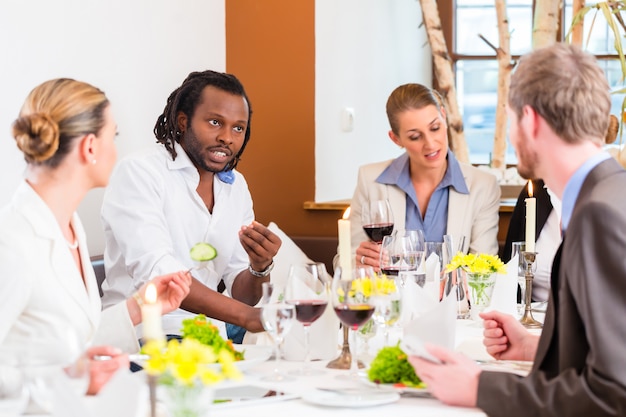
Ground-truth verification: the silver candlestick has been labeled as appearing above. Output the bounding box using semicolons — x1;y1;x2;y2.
519;251;543;328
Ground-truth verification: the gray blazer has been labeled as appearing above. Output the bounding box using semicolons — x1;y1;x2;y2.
478;158;626;416
347;158;500;257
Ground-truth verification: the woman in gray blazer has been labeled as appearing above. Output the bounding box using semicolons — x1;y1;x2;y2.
352;84;500;270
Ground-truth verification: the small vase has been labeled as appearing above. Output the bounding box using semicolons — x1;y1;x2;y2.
466;272;497;321
161;381;213;417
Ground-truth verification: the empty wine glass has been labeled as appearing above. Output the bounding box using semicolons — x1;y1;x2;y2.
330;266;376;379
260;301;296;382
362;199;394;244
284;262;329;376
380;229;424;281
356;318;377;364
370;273;402;346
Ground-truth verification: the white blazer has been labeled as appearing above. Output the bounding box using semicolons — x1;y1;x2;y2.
348;159;501;258
0;182;138;368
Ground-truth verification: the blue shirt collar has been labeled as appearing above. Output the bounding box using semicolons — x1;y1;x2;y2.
217;170;236;184
376;150;469;194
561;151;610;232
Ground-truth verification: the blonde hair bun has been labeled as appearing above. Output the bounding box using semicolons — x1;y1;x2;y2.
12;113;60;162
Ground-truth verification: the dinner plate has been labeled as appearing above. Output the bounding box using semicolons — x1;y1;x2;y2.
302;390;400;408
359;377;431;397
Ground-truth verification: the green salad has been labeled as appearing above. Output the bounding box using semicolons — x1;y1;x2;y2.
181;314;244;361
367;344;424;388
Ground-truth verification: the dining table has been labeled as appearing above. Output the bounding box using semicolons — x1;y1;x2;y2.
72;315;542;417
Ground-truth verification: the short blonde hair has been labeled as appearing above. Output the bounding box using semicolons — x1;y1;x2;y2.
12;78;109;167
509;43;610;145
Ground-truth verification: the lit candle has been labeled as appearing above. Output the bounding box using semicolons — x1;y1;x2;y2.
338;207;352;279
525;180;536;253
141;283;164;342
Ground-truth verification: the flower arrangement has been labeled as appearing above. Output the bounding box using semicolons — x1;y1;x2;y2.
142;337;242;386
445;252;506;277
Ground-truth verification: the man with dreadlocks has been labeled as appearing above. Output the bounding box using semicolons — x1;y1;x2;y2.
100;70;280;340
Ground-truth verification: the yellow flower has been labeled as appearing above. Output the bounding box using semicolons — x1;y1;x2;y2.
445;252;506;275
142;337;242;387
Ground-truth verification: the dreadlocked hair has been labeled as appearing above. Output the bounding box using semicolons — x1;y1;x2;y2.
153;70;252;171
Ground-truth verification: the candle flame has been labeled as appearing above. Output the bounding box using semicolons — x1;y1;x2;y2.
342;207;351;220
528;180;534;198
145;283;157;304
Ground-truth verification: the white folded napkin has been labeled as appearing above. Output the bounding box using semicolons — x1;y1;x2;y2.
484;254;519;316
399;273;441;326
88;369;146;417
402;289;457;350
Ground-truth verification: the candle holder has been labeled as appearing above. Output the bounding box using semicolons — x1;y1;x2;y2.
326;325;364;369
147;373;158;417
519;251;543;329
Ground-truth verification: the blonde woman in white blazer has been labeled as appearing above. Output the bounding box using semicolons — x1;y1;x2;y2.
350;84;500;270
0;79;191;395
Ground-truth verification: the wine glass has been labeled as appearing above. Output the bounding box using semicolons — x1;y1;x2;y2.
330;266;376;379
356;318;377;364
260;301;296;382
370;273;402;346
361;199;394;244
284;262;329;376
380;229;424;283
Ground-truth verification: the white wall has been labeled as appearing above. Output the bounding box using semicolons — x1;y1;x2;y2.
315;0;431;202
0;0;225;255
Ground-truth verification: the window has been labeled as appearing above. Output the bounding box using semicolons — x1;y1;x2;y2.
439;0;626;164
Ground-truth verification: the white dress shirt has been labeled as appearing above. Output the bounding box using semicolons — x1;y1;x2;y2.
0;182;137;370
532;187;562;301
101;142;253;337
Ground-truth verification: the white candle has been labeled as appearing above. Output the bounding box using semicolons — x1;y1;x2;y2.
338;207;352;279
141;283;164;342
525;180;536;253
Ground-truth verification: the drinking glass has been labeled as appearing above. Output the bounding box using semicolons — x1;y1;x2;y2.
260;302;296;382
370;273;402;346
380;229;424;280
361;199;394;244
284;262;329;376
511;241;526;316
356;318;377;364
330;266;376;379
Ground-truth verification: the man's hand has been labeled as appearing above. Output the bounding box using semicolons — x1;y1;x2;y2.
481;310;539;361
408;344;480;407
239;221;281;272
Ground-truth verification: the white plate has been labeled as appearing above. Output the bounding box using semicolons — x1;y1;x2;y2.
360;377;430;397
209;345;272;372
302;390;400;408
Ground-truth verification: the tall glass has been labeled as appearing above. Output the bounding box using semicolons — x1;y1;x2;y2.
284;263;329;376
330;266;376;379
511;241;526;316
260;301;296;382
361;199;394;244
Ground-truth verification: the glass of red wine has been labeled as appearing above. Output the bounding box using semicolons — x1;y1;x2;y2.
284;262;329;376
379;229;424;279
330;266;376;379
362;199;394;244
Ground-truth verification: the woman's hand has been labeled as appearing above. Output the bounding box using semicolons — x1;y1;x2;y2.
140;271;192;315
355;240;381;271
85;346;129;395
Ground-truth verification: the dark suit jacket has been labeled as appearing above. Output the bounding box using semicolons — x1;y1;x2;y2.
477;158;626;416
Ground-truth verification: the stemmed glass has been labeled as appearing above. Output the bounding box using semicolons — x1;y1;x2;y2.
361;199;394;244
284;262;329;376
260;283;296;382
370;273;402;346
381;229;425;286
330;266;376;379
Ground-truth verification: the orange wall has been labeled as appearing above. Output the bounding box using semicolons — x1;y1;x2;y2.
226;0;341;237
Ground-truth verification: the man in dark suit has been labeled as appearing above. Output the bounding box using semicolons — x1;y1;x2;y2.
408;43;626;416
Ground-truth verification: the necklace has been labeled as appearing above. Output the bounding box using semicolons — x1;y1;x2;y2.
66;238;78;250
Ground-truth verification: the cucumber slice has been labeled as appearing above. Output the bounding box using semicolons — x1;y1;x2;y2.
189;242;218;262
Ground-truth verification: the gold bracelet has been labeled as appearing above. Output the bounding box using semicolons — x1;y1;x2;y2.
132;292;145;308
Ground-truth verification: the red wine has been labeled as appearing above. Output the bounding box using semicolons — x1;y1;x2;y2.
334;304;375;328
380;266;401;276
287;300;328;325
363;223;394;244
